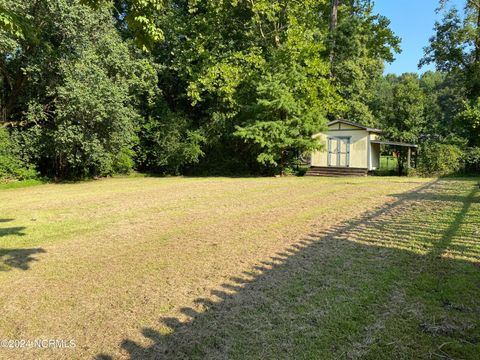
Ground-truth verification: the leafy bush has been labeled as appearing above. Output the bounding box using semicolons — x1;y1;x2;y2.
455;99;480;146
0;128;37;183
135;101;206;175
1;2;158;180
417;142;463;176
462;147;480;174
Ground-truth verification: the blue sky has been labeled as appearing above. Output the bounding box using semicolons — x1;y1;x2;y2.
373;0;464;74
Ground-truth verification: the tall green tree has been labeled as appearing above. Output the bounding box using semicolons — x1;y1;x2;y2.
422;0;480;145
421;1;480;97
233;0;340;173
372;73;427;143
329;0;401;126
1;0;156;178
146;0;341;174
419;71;465;139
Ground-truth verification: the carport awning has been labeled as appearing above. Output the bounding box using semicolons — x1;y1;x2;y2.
370;140;418;148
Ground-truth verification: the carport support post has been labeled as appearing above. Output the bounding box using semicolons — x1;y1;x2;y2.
407;147;412;169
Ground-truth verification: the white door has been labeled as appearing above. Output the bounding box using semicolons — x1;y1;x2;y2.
328;137;350;167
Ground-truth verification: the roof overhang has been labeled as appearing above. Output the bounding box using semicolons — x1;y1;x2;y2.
327;119;382;134
371;140;418;148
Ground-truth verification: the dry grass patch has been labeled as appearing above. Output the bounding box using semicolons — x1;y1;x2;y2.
0;176;479;359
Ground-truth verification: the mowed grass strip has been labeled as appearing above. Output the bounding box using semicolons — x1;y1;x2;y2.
0;176;479;359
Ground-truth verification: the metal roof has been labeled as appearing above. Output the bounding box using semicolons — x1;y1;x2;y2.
370;140;418;148
327;119;383;133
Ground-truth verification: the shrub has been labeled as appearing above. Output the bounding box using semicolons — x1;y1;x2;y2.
417;142;463;176
136;103;205;175
462;147;480;174
0;128;37;183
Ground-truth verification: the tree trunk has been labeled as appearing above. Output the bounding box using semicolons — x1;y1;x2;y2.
329;0;340;77
330;0;339;32
476;5;480;64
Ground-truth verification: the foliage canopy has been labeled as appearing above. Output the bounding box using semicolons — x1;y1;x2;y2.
0;0;478;180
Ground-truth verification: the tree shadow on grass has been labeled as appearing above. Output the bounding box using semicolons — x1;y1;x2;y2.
0;218;26;237
0;226;26;237
0;220;45;271
0;248;46;271
96;179;480;360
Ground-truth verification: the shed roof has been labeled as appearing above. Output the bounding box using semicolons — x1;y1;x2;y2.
328;119;383;134
371;140;418;148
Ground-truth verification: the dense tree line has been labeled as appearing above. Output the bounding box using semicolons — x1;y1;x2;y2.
0;0;478;181
370;0;480;175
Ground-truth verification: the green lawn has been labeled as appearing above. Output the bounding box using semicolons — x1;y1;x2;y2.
0;176;479;359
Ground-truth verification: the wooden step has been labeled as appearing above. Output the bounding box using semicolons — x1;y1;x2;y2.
306;169;368;174
305;166;368;177
307;168;367;173
307;170;368;175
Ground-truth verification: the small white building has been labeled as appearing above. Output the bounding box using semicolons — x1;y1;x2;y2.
307;119;417;176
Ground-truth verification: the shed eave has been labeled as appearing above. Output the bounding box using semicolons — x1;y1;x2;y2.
370;140;418;148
